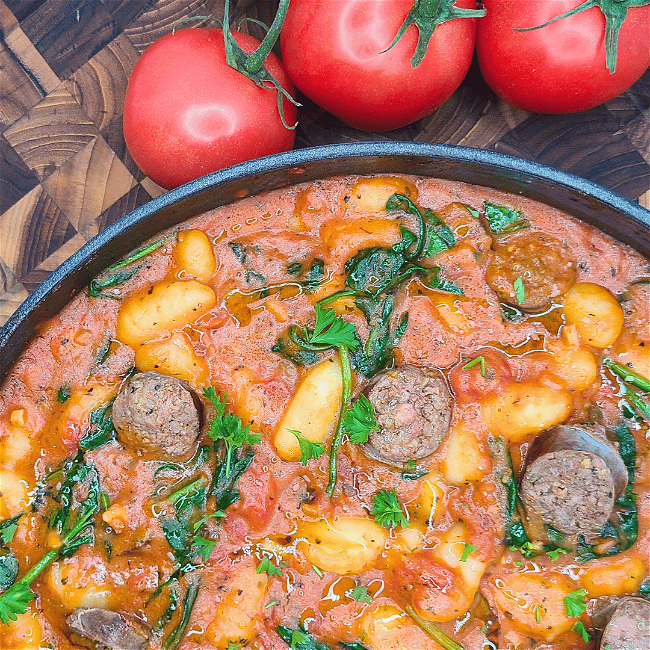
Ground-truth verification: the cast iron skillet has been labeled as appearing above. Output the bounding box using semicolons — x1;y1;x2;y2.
2;142;650;381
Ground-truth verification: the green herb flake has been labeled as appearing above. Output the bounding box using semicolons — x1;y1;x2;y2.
203;387;261;477
0;516;21;546
462;356;486;377
192;536;217;562
310;304;359;350
534;605;542;624
342;395;377;445
265;600;278;609
256;556;283;577
57;386;71;403
572;621;590;642
350;585;372;604
563;589;588;617
483;202;529;235
288;429;328;465
312;565;324;579
460;543;477;562
546;546;568;561
371;489;409;529
513;276;525;305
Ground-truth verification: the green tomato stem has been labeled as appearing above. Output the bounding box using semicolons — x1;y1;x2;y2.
385;0;486;68
244;0;291;74
513;0;650;73
326;346;353;497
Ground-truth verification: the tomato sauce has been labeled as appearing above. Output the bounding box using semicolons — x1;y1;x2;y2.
1;175;649;650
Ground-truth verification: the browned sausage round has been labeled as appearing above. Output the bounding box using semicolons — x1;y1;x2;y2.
596;597;650;650
486;231;576;312
362;366;452;466
112;371;202;459
67;608;150;650
519;424;627;543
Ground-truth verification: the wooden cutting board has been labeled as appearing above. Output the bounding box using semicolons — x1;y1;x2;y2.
1;0;649;326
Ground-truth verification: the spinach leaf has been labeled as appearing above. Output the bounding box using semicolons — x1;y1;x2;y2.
345;247;406;296
419;267;464;295
159;476;209;567
421;209;455;258
89;233;173;297
482;202;529;235
640;579;650;599
272;331;320;366
277;626;366;650
163;579;200;650
0;551;18;591
576;423;638;562
385;193;425;259
302;259;325;293
351;292;408;378
79;404;116;451
212;447;255;512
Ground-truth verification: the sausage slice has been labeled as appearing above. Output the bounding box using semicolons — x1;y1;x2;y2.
67;608;150;650
112;371;202;459
363;366;452;466
486;231;576;312
519;424;628;543
595;597;650;650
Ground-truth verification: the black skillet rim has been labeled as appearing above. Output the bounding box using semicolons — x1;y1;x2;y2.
1;141;649;380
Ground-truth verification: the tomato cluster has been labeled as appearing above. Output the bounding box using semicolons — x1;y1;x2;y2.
123;0;650;190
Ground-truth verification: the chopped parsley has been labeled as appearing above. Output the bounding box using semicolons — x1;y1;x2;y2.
513;276;526;305
310;304;359;350
371;489;408;529
462;356;486;377
342;395;377;445
288;429;328;465
256;556;283;577
350;585;372;604
572;621;590;642
203;387;261;476
192;536;216;562
460;543;477;562
563;589;588;617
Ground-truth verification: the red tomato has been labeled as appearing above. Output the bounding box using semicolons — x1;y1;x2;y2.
476;1;650;113
280;0;480;132
123;28;297;190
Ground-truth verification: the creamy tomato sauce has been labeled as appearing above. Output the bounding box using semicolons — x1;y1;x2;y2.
1;175;649;650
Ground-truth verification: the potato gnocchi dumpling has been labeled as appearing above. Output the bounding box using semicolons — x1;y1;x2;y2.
1;173;649;650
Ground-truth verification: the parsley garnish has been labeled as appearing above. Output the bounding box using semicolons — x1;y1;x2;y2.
350;585;372;604
513;276;525;305
563;589;587;617
312;565;324;579
0;459;99;624
203;387;261;476
310;304;359;350
0;516;20;546
256;556;283;577
371;489;408;529
342;395;377;445
572;621;590;642
462;356;486;377
534;605;542;623
288;429;328;465
460;543;477;562
192;536;216;562
546;546;568;561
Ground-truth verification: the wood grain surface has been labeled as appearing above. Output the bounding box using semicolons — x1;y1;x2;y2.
0;0;649;325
